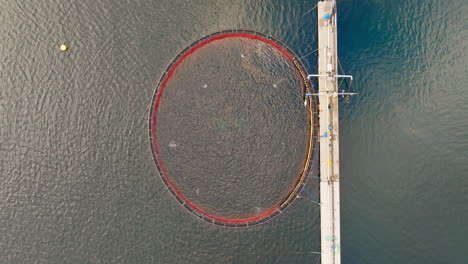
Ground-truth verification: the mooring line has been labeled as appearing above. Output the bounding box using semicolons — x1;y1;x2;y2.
302;188;321;205
298;48;320;60
281;3;319;31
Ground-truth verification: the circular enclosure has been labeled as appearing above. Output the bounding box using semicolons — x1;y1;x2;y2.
149;29;318;227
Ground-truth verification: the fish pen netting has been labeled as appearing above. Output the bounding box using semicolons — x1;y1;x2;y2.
149;30;318;227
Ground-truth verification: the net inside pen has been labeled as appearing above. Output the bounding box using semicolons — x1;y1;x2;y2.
149;30;318;227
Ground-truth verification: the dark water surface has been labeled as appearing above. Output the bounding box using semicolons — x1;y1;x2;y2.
1;0;466;263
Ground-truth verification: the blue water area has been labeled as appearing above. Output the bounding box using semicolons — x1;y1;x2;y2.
0;0;466;263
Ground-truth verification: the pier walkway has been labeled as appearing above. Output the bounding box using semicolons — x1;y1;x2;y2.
307;1;351;263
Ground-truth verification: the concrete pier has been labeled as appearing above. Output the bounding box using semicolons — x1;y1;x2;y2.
313;1;342;263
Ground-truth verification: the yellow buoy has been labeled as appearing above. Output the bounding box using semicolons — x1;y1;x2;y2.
60;44;68;51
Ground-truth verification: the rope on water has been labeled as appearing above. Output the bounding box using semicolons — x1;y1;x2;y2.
337;57;353;94
244;250;321;256
281;3;319;32
298;48;320;60
301;188;321;205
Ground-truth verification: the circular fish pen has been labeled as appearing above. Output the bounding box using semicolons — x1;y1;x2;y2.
149;29;318;227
